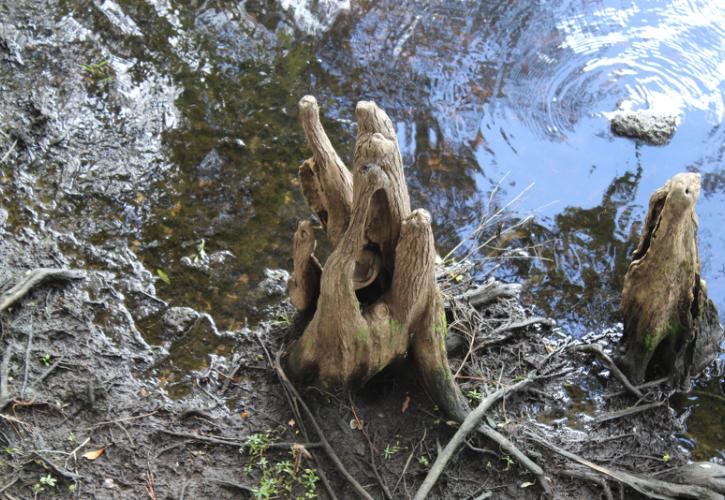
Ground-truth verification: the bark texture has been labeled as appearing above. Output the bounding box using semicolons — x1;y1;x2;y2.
618;172;723;388
286;96;468;421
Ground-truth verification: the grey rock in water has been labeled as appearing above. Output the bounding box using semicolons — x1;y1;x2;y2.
258;268;290;296
610;110;678;146
162;306;200;336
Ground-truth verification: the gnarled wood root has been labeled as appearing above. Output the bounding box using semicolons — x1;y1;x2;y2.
286;96;467;420
618;173;724;388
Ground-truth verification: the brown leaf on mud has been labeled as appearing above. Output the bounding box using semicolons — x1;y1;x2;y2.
292;443;312;460
82;447;106;460
401;394;411;413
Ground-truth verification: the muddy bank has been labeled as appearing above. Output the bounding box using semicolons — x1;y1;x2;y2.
1;219;721;498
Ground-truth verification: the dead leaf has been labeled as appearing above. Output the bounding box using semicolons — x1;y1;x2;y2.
350;418;364;430
292;443;312;459
288;419;296;427
520;481;535;488
401;394;411;414
240;410;250;419
82;447;106;460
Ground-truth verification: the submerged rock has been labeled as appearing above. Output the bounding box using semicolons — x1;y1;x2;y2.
162;306;200;336
258;268;290;296
610;109;678;146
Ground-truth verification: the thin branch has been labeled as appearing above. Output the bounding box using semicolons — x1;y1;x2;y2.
556;468;614;500
0;269;85;312
20;329;33;399
254;333;337;500
592;401;664;424
32;452;85;481
475;317;555;351
393;429;426;496
572;344;643;398
158;428;322;451
526;431;721;500
413;372;539;500
477;425;552;496
1;139;17;164
274;351;374;500
0;345;11;400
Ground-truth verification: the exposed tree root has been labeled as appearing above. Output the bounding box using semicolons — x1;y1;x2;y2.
0;268;84;312
572;343;643;398
527;430;723;500
274;351;374;500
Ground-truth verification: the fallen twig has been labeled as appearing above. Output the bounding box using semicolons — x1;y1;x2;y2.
475;317;555;350
393;429;426;496
211;479;255;493
20;329;33;399
413;372;541;500
593;401;665;424
85;410;158;430
526;430;722;499
0;475;19;495
30;355;66;392
179;479;191;500
1;139;17;164
158;428;322;451
367;434;393;500
274;351;374;500
556;468;614;500
0;344;11;401
461;279;521;307
603;377;668;399
572;343;643;398
33;452;85;481
0;269;85;313
477;425;552;496
254;334;337;500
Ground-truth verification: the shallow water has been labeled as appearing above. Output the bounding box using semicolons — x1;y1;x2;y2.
53;0;725;460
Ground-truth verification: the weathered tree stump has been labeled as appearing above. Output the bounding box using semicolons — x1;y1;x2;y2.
618;172;723;388
285;96;468;421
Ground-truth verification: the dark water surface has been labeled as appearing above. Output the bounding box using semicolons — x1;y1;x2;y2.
55;0;725;459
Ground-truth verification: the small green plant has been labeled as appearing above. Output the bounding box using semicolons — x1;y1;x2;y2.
418;455;430;467
245;432;272;460
67;483;77;493
300;468;319;498
242;434;318;499
32;474;57;495
193;239;207;263
3;446;18;456
39;354;51;366
502;455;515;470
81;59;113;84
274;311;293;327
466;388;482;401
382;441;402;460
662;453;671;462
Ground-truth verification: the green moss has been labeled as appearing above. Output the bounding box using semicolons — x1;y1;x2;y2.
435;310;447;339
355;327;369;343
645;319;684;351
